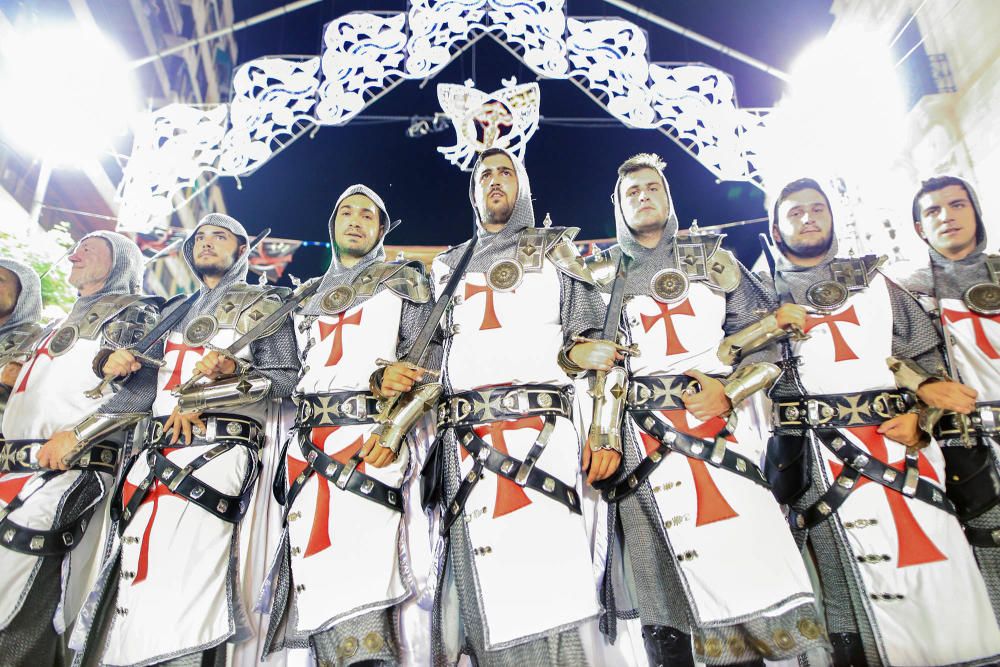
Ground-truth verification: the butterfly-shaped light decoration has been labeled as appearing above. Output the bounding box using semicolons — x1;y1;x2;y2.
437;80;541;171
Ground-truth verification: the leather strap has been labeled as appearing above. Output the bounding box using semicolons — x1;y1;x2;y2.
284;430;403;518
0;470;100;556
787;430;955;530
438;384;572;429
964;524;1000;548
147;412;263;448
295;391;380;427
626;374;710;411
772;390;913;430
0;438;119;474
440;419;580;535
603;409;766;503
935;402;1000;439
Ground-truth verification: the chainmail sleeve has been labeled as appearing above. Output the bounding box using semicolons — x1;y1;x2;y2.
559;272;604;343
724;264;781;368
888;279;947;375
97;338;163;414
248;317;301;400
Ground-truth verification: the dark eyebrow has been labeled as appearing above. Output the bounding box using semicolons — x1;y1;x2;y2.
949;198;969;206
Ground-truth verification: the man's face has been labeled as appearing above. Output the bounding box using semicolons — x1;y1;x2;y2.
68;237;113;290
776;188;834;259
0;267;21;318
475;153;518;226
917;184;979;259
334;193;383;259
619;167;670;235
192;224;243;277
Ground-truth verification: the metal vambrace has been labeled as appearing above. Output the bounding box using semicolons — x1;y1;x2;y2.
371;383;444;455
67;412;146;465
722;362;781;407
587;366;627;453
718;313;788;365
176;373;271;413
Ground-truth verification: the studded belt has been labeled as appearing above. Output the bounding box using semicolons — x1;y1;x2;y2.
772;390;914;430
935;402;1000;439
283;430;404;518
788;430;955;530
0;470;101;556
0;438;120;474
146;413;264;449
625;374;717;411
437;384;572;429
440;419;581;536
295;391;381;427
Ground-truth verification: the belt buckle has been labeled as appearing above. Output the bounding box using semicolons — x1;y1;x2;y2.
166;465;191;493
298;398;313;423
451;397;471;424
775;401;801;426
871;392;893;419
501;388;530;415
340;395;368;420
980;406;998;434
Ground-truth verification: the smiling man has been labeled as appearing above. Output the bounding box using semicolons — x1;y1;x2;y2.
259;185;435;665
73;214;299;667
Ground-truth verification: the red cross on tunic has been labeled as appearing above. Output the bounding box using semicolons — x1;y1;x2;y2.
14;331;56;394
644;410;739;526
461;416;544;518
829;425;947;568
942;307;1000;360
803;305;861;362
641;299;695;356
162;340;206;391
464;282;502;330
0;474;32;505
121;448;182;585
319;308;363;367
286;427;366;558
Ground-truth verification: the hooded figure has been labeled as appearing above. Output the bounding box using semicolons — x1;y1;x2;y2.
259;184;435;666
589;154;825;667
75;230;145;300
0;258;42;337
73;212;300;667
0;258;43;414
895;175;1000;627
763;177;1000;666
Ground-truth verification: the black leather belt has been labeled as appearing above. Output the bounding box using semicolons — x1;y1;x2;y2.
284;430;403;518
0;470;100;556
965;525;1000;548
441;420;580;535
0;438;120;474
935;402;1000;439
772;390;913;430
295;391;380;427
626;374;709;411
788;430;955;530
603;409;768;503
438;384;572;429
146;413;263;448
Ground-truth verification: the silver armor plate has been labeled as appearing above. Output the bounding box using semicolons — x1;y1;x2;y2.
486;258;524;292
650;268;690;304
320;285;357;315
965;283;1000;315
184;315;219;346
806;281;849;310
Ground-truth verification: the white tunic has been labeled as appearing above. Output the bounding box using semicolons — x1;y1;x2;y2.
939;297;1000;399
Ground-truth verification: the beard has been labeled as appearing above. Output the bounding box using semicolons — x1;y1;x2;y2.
335;240;373;259
783;233;833;259
0;296;15;319
194;248;240;279
481;197;514;226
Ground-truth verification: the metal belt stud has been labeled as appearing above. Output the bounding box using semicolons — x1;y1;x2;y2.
217;499;229;514
992;529;1000;545
709;439;726;466
190;487;205;499
542;477;555;493
167;465;193;493
324;463;338;477
902;466;919;497
882;468;898;484
837;475;855;489
30;536;44;550
360;480;374;495
851;453;870;470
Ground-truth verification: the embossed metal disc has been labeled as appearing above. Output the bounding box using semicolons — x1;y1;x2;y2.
486;258;523;292
805;281;848;310
48;326;78;356
320;284;356;315
965;283;1000;315
183;315;219;346
649;268;689;304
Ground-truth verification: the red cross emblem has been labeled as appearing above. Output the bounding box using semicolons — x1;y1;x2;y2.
803;305;861;362
464;282;503;330
829;426;947;568
0;474;32;504
942;307;1000;360
121;449;182;585
286;427;366;558
318;308;363;367
14;331;56;394
641;299;696;356
645;410;739;526
162;340;206;391
461;416;544;518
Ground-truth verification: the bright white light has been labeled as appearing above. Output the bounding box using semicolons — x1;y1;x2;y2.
760;26;906;188
0;24;138;164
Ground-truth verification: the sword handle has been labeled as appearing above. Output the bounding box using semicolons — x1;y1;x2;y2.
170;345;243;397
83;376;114;400
375;358;441;379
571;336;640;357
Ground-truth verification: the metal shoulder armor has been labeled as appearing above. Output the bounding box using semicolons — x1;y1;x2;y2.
381;261;432;304
678;231;741;293
101;296;162;349
583;250;619;290
233;285;293;338
78;294;149;340
542;227;598;285
0;321;44;364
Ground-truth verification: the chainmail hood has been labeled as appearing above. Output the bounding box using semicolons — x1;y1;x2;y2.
77;230;144;296
769;180;843;304
0;257;41;334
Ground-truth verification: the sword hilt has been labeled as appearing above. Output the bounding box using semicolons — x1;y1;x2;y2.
571;336;640;357
82;348;166;399
170;346;244;397
375;358;441;379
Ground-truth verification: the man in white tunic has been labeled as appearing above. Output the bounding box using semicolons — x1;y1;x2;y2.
0;233;156;665
428;147;618;666
75;214;299;666
760;177;1000;666
260;184;435;665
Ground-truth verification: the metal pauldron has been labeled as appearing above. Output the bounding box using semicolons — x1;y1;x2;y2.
717;313;788;365
372;383;443;455
176;373;271;413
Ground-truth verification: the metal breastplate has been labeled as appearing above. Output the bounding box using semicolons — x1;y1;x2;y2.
964;254;1000;315
805;254;885;311
649;232;741;304
183;285;289;346
315;261;430;316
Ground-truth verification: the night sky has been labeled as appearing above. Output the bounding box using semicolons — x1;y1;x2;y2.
221;1;835;282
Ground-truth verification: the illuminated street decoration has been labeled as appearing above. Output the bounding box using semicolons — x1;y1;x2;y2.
119;1;769;231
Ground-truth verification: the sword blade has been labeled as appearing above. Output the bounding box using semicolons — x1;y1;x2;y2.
600;254;628;343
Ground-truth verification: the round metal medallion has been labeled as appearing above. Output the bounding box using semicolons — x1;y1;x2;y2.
48;325;79;356
486;258;523;292
649;268;689;303
805;280;848;311
965;282;1000;315
320;285;356;315
184;315;219;346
